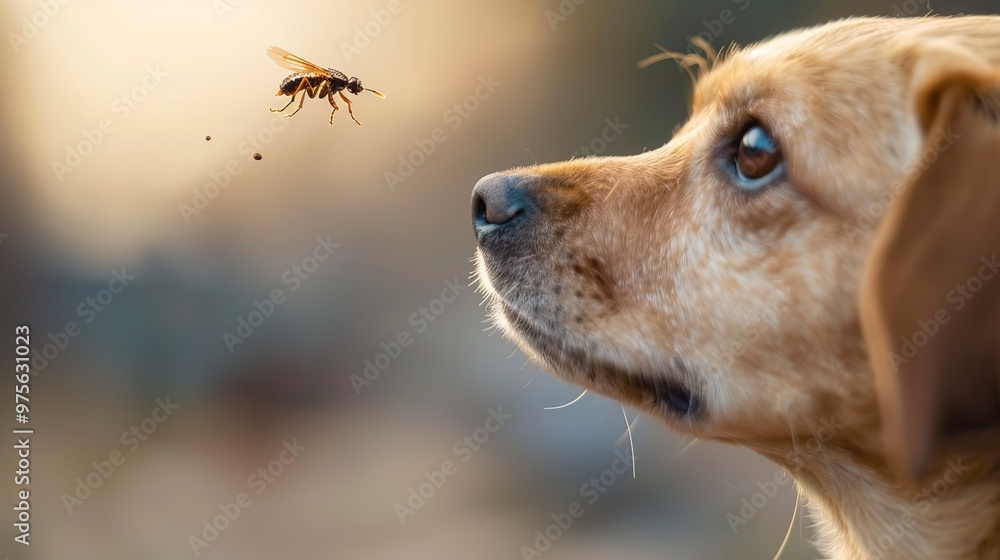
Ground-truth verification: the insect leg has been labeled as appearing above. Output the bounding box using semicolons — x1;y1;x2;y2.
287;83;313;117
327;92;340;126
287;95;306;117
315;81;328;99
270;93;298;113
338;90;363;127
271;78;308;115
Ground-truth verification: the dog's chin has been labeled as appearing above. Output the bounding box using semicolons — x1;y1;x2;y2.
486;293;707;429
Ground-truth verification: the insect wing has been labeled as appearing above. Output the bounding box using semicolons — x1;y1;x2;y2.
266;46;330;76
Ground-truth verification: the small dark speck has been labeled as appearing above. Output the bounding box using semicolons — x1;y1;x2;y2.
253;153;263;161
205;135;211;141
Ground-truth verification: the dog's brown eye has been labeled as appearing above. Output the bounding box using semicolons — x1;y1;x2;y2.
736;125;782;182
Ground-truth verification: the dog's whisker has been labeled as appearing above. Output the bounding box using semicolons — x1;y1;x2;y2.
786;404;802;472
524;147;538;165
522;374;537;389
638;43;707;84
543;389;588;410
668;437;699;462
621;405;636;479
690;35;719;67
615;413;642;446
667;430;689;456
802;415;831;467
603;177;622;202
797;486;805;551
771;489;801;560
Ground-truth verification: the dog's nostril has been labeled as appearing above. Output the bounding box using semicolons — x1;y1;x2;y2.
471;191;523;226
472;192;489;223
471;173;533;228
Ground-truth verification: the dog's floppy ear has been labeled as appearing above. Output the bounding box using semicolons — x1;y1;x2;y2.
860;40;1000;482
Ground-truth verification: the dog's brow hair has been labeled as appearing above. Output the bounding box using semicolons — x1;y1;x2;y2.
637;37;740;85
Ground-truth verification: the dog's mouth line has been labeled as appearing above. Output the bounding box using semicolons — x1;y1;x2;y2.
496;301;704;421
477;251;705;423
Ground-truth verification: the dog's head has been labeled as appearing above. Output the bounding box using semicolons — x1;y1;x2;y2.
472;17;1000;478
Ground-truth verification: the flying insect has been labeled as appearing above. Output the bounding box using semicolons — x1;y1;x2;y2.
266;46;385;126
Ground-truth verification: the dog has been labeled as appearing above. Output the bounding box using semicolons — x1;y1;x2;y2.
471;16;1000;560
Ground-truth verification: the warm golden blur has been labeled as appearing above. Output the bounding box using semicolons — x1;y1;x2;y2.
0;1;992;559
2;0;547;265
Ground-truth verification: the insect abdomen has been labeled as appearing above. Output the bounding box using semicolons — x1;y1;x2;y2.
277;74;328;96
278;74;304;95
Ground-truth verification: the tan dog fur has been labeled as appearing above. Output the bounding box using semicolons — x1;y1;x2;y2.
474;16;1000;559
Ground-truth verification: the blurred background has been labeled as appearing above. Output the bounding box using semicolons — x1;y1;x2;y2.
0;0;993;558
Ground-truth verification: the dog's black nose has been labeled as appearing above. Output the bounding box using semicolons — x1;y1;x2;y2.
472;173;535;236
